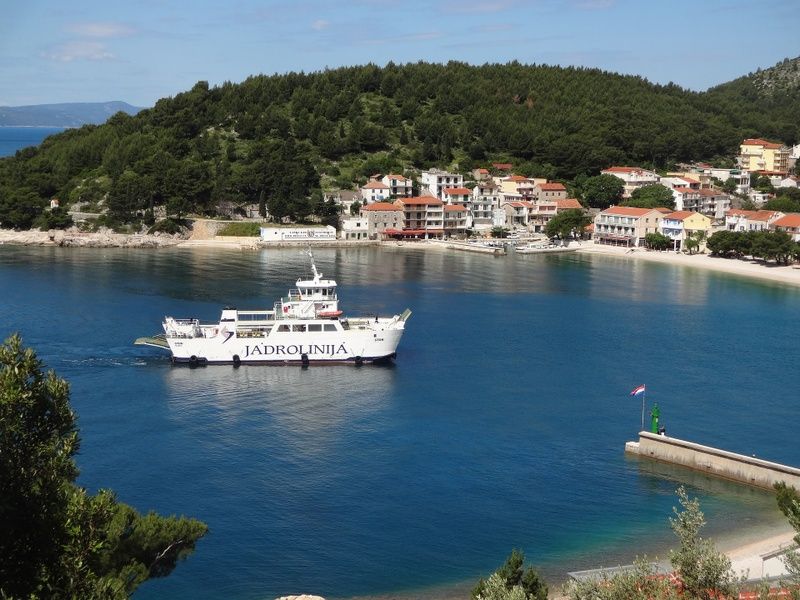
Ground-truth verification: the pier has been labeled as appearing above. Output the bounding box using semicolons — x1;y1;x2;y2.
625;432;800;490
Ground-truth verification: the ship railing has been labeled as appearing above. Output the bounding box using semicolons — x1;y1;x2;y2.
169;318;200;325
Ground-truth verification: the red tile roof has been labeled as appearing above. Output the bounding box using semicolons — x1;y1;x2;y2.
772;213;800;228
554;198;583;209
443;187;471;195
476;168;489;173
602;206;661;217
508;175;530;182
742;138;783;149
663;211;695;221
726;209;778;221
362;202;402;211
602;166;642;174
362;181;389;189
444;204;467;211
385;173;408;181
492;162;513;170
538;182;567;191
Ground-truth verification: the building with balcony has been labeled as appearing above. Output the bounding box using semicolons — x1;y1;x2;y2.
471;182;501;230
593;206;664;247
528;198;583;233
659;211;712;251
502;201;534;228
725;209;782;232
444;204;468;237
420;169;463;201
738;138;790;174
381;174;413;198
392;196;444;239
442;187;471;206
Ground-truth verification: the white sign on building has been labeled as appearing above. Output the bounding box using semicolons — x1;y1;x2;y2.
260;226;337;242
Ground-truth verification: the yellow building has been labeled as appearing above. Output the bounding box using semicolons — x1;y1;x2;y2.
739;138;790;174
660;211;713;250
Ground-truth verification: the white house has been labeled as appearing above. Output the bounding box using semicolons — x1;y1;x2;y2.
772;213;800;241
593;206;664;247
442;187;471;206
420;169;463;200
471;182;501;230
381;174;413;198
340;217;369;240
779;176;799;189
725;209;782;232
360;180;390;204
601;166;660;198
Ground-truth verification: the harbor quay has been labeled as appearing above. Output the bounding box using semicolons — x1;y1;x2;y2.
626;431;800;491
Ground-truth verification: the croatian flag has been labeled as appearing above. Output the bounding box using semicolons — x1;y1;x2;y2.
630;384;646;396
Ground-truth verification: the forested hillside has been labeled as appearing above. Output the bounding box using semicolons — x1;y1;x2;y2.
1;60;798;230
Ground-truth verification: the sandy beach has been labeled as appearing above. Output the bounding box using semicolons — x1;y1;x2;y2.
576;242;800;289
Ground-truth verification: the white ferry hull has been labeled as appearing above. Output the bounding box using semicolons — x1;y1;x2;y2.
166;327;404;365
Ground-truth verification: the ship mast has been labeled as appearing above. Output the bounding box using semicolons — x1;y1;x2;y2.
307;250;321;283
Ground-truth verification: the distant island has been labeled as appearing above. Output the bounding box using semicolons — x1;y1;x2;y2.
0;101;145;127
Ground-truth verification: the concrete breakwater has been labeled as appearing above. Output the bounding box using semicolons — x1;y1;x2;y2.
626;432;800;490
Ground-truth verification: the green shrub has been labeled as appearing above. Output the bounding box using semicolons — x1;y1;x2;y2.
148;218;187;235
216;222;261;236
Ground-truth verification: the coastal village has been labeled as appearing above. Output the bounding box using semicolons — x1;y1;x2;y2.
249;137;800;253
6;1;800;596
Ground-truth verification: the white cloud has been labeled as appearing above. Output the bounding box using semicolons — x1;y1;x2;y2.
66;21;136;38
41;41;115;62
311;19;330;31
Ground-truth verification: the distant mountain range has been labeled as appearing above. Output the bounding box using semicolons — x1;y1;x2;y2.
0;101;145;127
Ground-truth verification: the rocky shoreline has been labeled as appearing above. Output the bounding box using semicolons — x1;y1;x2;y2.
0;228;185;248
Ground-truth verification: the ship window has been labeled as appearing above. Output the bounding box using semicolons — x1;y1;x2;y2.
308;324;322;332
323;324;338;332
277;324;290;332
292;325;306;332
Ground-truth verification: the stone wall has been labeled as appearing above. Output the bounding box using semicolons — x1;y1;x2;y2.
626;432;800;490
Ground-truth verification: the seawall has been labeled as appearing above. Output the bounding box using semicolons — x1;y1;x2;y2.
625;432;800;490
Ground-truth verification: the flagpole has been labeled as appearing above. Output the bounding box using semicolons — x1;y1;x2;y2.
641;388;645;432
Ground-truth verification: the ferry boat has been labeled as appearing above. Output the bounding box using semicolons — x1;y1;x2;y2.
135;253;411;366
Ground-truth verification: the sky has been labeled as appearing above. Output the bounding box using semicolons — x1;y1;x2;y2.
1;0;798;107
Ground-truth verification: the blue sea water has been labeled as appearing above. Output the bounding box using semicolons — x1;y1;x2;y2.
0;126;66;157
1;246;798;599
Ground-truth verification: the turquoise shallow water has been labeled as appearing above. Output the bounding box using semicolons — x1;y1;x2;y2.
0;246;797;599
